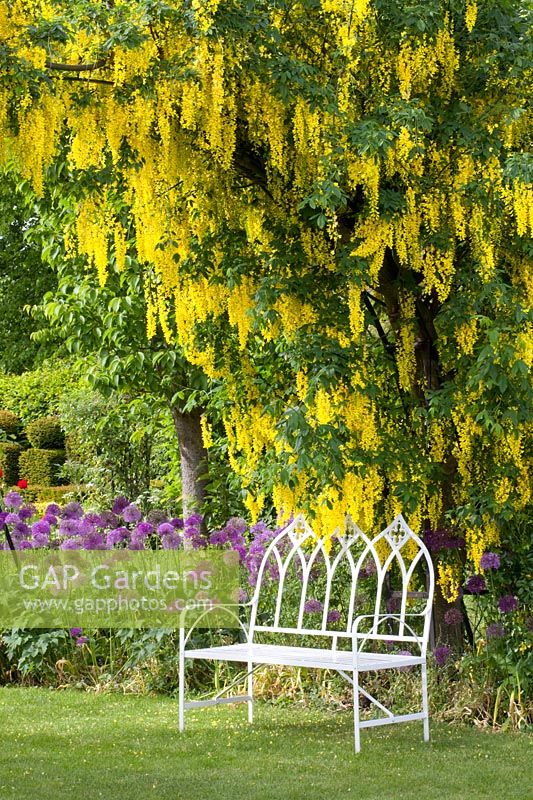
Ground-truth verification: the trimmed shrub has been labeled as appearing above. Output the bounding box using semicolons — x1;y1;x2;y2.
0;442;22;485
25;416;65;449
18;449;66;487
0;409;20;437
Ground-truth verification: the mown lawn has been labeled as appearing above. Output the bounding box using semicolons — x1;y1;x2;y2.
0;687;531;800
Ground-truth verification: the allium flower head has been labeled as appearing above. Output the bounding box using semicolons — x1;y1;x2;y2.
60;538;82;550
480;552;501;570
465;575;486;594
61;502;83;520
134;521;153;538
32;520;50;537
326;609;341;624
486;622;506;639
5;512;20;524
18;505;36;520
82;532;105;550
70;627;83;637
111;496;130;514
157;522;175;537
433;645;451;667
304;598;323;614
444;608;463;626
498;595;518;613
122;504;142;523
4;491;23;508
106;527;129;548
161;531;181;550
45;503;61;516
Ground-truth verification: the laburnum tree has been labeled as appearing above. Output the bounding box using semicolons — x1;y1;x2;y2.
1;0;532;640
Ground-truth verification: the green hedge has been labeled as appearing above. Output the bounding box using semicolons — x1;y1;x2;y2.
18;449;66;487
0;409;20;437
0;360;82;425
25;417;65;449
0;442;22;485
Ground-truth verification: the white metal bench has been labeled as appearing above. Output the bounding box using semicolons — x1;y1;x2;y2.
179;513;434;752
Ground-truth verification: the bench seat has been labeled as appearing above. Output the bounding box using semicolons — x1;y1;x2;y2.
185;642;424;671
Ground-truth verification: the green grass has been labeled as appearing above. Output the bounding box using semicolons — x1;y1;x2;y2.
0;688;531;800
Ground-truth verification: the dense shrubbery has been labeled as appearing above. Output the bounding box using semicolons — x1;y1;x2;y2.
25;416;64;449
0;409;20;438
18;448;66;487
0;442;22;486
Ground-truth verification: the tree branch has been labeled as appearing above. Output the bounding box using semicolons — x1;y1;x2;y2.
45;59;108;72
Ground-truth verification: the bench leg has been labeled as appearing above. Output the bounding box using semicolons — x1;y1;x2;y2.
179;628;185;733
247;660;254;724
353;668;361;754
421;662;429;742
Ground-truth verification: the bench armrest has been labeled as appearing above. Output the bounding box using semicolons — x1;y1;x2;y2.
352;612;430;655
180;601;255;648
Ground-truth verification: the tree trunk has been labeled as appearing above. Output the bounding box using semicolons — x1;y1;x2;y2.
171;409;208;520
376;250;465;650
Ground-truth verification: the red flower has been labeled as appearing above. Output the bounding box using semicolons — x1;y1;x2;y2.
0;468;3;478
17;479;28;489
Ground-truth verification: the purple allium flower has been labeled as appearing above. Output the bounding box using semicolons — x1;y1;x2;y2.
433;645;451;667
45;503;61;515
13;522;29;537
327;609;341;624
75;636;89;647
170;517;184;529
210;529;229;546
77;518;97;537
70;627;83;637
32;520;50;537
128;538;146;550
122;504;142;523
60;538;82;550
480;552;501;570
157;522;175;537
147;509;167;525
106;527;129;548
59;518;80;537
134;521;153;537
83;513;104;526
304;598;323;614
0;512;7;526
362;558;377;577
465;575;486;594
18;505;36;520
32;532;49;547
161;531;181;550
82;532;105;550
111;496;130;514
4;491;23;508
238;588;248;603
185;513;204;528
5;512;20;524
43;513;57;526
444;608;463;626
18;540;33;549
397;650;414;671
61;502;84;520
99;511;119;528
183;527;207;549
498;595;518;613
486;622;506;639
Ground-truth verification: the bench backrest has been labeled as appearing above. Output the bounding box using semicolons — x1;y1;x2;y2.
248;513;434;647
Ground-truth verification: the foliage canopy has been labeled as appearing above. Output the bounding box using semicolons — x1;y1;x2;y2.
1;0;532;600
